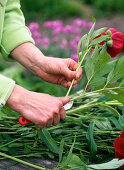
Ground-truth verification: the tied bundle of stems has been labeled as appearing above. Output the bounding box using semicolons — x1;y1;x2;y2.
1;18;124;169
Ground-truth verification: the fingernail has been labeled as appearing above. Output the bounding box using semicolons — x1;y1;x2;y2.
76;73;80;79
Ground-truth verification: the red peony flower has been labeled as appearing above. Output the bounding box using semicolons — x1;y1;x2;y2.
113;131;124;166
107;28;124;58
93;31;106;46
92;28;124;58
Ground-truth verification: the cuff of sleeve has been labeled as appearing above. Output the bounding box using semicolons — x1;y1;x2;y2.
0;74;15;107
1;26;35;61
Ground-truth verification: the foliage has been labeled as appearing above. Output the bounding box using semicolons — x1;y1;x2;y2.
20;0;83;21
79;0;124;17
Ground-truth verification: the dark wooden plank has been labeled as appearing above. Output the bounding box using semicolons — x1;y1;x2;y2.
0;158;63;169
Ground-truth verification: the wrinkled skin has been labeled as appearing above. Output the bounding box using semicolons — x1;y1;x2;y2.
6;42;82;128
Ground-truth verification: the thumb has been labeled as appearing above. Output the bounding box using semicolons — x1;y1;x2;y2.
58;96;70;105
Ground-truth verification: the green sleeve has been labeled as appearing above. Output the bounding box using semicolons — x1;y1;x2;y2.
0;74;15;107
0;0;35;61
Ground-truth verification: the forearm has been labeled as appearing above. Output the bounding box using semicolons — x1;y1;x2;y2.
10;42;46;75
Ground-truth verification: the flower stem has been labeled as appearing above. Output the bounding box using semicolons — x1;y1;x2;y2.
33;128;41;147
71;86;121;101
0;152;48;170
66;47;91;97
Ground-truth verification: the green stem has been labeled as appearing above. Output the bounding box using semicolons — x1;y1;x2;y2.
0;152;48;170
66;47;91;97
66;101;120;118
66;79;75;97
71;86;120;101
33;129;41;147
0;138;22;148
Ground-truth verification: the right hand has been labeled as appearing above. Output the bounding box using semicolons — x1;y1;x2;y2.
6;84;69;128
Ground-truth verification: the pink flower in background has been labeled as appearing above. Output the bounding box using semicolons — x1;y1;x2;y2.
52;36;59;43
43;21;53;29
43;20;63;30
32;31;41;39
71;54;78;63
41;37;50;50
28;22;39;32
81;20;87;27
73;19;87;28
59;38;68;49
71;26;81;35
87;21;93;29
35;38;41;46
74;36;80;43
52;27;62;36
62;25;73;34
52;20;63;29
70;40;78;51
29;18;93;55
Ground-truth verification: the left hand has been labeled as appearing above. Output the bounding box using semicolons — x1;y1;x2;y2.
11;42;82;88
30;57;82;88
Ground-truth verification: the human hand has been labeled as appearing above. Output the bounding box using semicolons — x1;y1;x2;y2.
6;84;69;128
32;56;82;87
11;43;82;87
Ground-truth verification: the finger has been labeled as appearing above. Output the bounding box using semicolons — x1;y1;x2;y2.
46;118;53;127
58;96;70;105
61;67;76;80
60;79;69;88
53;113;60;126
36;122;46;129
77;74;82;83
60;107;66;119
76;68;83;80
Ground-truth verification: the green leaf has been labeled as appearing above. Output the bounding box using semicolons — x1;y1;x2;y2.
107;55;124;83
90;35;108;46
40;128;59;154
67;154;88;170
119;114;124;130
78;34;88;62
85;55;94;80
88;17;96;38
86;120;97;156
104;91;124;105
8;143;24;148
59;138;65;163
0;109;6;120
90;76;106;88
98;103;120;118
95;59;116;77
109;117;122;130
80;34;89;62
84;45;99;81
95;119;112;130
88;158;124;169
82;34;88;52
94;51;111;73
91;27;108;39
119;78;124;87
84;50;110;88
61;138;75;167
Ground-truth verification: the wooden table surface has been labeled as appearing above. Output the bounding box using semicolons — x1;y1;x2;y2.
0;158;61;170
